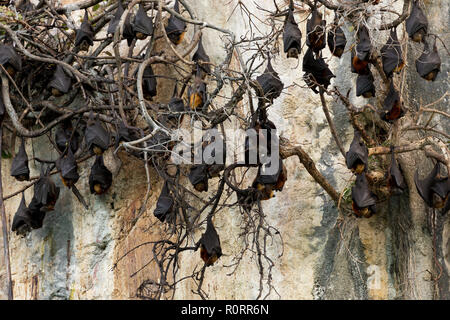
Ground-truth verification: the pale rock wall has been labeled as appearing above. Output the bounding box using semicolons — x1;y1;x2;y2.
0;0;449;300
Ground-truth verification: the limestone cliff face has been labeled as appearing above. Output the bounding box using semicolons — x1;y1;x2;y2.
0;0;449;300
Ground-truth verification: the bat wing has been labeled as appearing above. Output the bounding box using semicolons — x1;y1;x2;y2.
389;152;406;190
75;12;94;46
11;140;30;179
356;72;376;97
352;174;377;208
406;0;428;37
11;194;32;234
283;10;302;53
327;26;346;53
200;218;222;257
381;29;403;77
189;165;209;188
0;45;22;71
256;59;284;100
49;65;72;94
416;41;441;80
414;162;441;207
56;150;79;183
89;156;112;193
107;0;124;35
123;14;135;46
192;37;211;74
383;81;400;112
28;197;46;229
133;4;153;36
143;65;157;97
86;120;110;151
345;131;368;169
356;26;371;61
154;181;174;222
430;177;449;199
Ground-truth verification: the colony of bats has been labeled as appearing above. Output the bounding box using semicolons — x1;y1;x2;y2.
1;0;448;270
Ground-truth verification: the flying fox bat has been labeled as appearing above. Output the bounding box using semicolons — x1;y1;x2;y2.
11;193;33;236
381;28;405;78
199;216;222;266
406;0;428;42
283;1;302;59
189;164;209;192
252;158;287;200
33;167;60;212
11;138;30;181
192;36;211;78
0;44;22;76
345;130;368;174
351;26;371;74
306;6;326;53
153;181;174;222
381;81;404;122
165;0;186;45
352;173;377;218
133;4;153;40
356;71;376;98
387;147;406;193
75;11;94;51
85;113;110;155
55;120;79;154
415;162;449;212
123;13;135;46
302;48;335;93
256;58;284;102
327;22;347;58
107;0;124;35
167;84;186;123
56;149;79;188
142;65;157;100
188;72;207;110
244;117;277;165
48;65;72;96
89;155;112;195
416;40;441;81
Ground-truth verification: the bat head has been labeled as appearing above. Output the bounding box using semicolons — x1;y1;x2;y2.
133;4;153;38
11;138;30;181
406;0;428;42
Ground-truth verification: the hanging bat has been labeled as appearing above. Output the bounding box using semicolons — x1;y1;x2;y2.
11;193;33;236
133;4;153;40
416;40;441;81
188;72;207;110
244;116;277;165
381;28;405;78
327;15;347;58
256;58;284;103
16;0;34;14
283;1;302;59
345;130;368;174
85;113;111;155
406;0;428;42
0;44;22;77
55;149;79;188
381;80;404;122
27;197;46;229
306;6;326;53
356;71;376;98
415;162;449;210
74;11;94;52
89;155;113;195
192;36;211;78
189;164;209;192
165;0;186;45
11;138;30;181
55;120;79;154
302;48;335;93
252;158;286;201
142;65;157;100
167;84;186;123
123;13;136;46
387;147;406;193
153;181;174;222
352;173;377;218
107;0;124;35
351;26;371;74
33;166;60;212
48;65;72;96
199;216;222;266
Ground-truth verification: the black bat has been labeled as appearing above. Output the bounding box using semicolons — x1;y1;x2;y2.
192;35;211;77
188;73;207;110
415;40;441;82
123;13;136;46
387;147;406;192
16;0;34;14
381;28;404;78
56;149;79;188
11;193;33;236
306;6;326;53
406;0;428;42
107;0;124;35
415;162;449;211
356;70;376;98
381;80;404;122
165;0;186;45
302;48;335;94
74;11;94;51
199;216;222;266
283;2;302;59
345;129;368;174
48;65;72;96
0;44;22;76
142;65;157;99
327;16;347;58
55;120;80;154
89;155;112;195
27;197;46;229
252;158;286;200
189;164;209;192
352;173;377;218
153;181;174;222
256;58;284;103
355;25;371;61
133;4;153;40
167;84;186;123
11;138;30;181
85;113;110;155
33;166;60;212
